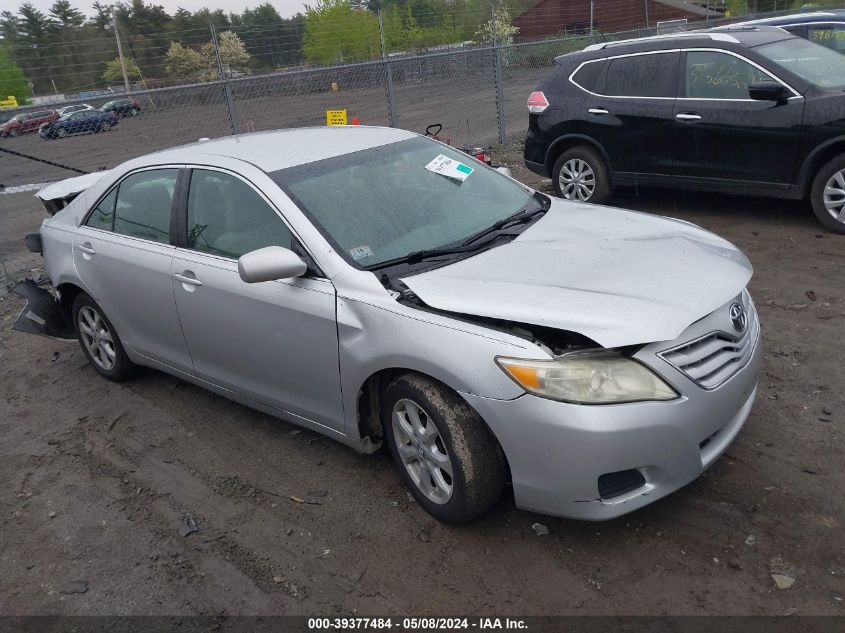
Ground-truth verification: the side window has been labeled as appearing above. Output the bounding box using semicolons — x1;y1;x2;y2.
603;53;678;97
186;169;293;259
113;169;178;244
685;51;772;99
85;188;117;230
808;25;845;53
571;60;605;92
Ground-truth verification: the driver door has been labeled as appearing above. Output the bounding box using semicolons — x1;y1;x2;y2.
171;166;345;432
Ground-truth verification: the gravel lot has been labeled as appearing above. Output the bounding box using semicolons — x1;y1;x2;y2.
1;139;843;617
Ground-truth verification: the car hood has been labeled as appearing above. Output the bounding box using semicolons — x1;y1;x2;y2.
400;199;752;348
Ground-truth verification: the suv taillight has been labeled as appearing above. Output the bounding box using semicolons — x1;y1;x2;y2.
527;91;549;114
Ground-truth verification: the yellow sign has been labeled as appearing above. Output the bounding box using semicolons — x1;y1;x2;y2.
326;109;347;126
0;95;18;109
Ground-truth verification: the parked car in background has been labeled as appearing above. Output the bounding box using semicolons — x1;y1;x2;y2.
19;127;760;523
723;10;845;53
0;110;60;137
57;104;96;117
524;26;845;233
39;110;118;139
100;99;141;117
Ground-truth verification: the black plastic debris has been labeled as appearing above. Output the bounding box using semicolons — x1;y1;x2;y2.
59;580;89;594
178;513;199;537
11;280;75;340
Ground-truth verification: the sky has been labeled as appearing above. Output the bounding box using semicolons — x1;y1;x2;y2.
15;0;310;20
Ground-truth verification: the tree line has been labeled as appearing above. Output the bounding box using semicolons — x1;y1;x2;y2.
0;0;528;100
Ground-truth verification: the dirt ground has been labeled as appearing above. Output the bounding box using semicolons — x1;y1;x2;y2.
0;142;843;617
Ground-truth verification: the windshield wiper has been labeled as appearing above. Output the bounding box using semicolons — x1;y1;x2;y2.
365;192;550;272
460;193;549;247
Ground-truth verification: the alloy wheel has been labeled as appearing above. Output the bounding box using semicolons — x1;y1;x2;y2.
391;398;454;504
822;169;845;224
559;158;596;201
78;306;116;371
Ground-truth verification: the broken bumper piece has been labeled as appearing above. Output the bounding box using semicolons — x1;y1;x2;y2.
12;279;75;340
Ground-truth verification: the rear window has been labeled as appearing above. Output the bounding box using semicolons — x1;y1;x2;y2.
602;52;678;97
570;60;604;92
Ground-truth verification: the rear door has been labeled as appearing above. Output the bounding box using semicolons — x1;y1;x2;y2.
672;49;804;188
578;50;679;180
170;165;344;432
73;167;193;372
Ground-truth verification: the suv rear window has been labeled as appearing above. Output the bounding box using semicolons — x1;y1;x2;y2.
601;52;678;98
571;60;604;92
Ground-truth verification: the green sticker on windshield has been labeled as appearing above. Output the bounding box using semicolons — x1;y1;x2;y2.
457;164;472;174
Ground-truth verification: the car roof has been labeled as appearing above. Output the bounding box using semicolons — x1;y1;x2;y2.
556;25;795;63
729;10;845;27
142;126;417;173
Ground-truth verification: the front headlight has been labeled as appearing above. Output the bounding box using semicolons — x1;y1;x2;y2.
496;351;678;404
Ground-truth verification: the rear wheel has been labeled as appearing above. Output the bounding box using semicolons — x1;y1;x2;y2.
382;373;506;523
810;154;845;234
72;293;135;381
551;145;610;204
130;108;139;117
101;122;112;132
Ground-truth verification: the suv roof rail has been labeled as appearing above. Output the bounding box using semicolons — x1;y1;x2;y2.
582;31;740;52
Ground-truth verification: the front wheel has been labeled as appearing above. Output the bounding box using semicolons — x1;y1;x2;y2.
56;128;67;138
810;154;845;234
552;145;610;204
130;108;139;116
383;374;506;523
72;293;136;381
9;128;18;138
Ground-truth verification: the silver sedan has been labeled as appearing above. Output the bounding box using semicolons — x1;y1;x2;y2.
20;126;761;523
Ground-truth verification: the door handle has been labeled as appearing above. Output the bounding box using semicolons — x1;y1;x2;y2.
588;108;609;116
676;112;702;122
173;272;202;287
78;243;96;255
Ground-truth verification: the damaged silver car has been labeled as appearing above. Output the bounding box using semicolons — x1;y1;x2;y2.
19;126;761;523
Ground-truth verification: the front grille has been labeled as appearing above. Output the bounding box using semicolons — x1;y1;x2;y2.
598;469;646;500
659;304;759;390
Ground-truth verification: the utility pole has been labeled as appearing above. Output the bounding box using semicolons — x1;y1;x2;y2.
377;11;397;128
644;0;650;28
110;9;131;94
589;1;595;41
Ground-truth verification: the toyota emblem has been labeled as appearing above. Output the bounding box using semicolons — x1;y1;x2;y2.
729;303;747;333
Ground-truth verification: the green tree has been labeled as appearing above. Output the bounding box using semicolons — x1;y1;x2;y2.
200;31;251;79
0;46;31;103
302;0;379;65
102;55;141;82
48;0;84;29
164;41;204;79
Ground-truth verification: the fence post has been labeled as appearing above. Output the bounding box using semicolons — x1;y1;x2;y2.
378;11;398;128
211;23;240;135
644;0;650;28
491;5;506;144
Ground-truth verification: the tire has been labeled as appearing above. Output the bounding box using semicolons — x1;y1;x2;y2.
382;373;506;523
810;154;845;234
101;122;111;132
9;128;18;138
72;293;135;381
130;108;139;117
56;128;67;138
551;145;610;204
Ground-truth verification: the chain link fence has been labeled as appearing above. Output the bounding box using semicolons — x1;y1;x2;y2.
0;4;836;189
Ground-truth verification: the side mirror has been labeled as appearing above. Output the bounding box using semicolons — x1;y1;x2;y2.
749;81;791;103
238;246;307;283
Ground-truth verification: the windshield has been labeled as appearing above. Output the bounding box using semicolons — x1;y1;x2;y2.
755;37;845;89
270;137;535;268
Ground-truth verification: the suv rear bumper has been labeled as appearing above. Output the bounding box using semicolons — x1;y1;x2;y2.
524;159;547;177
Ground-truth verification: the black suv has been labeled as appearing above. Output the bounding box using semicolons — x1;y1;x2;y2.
523;27;845;232
100;99;141;117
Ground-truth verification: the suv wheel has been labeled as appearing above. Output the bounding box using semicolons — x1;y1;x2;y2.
552;145;610;204
383;373;506;523
811;155;845;234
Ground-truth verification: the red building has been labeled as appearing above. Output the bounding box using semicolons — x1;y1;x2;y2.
513;0;719;40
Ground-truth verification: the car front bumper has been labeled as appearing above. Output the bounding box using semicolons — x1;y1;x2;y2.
461;296;762;521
